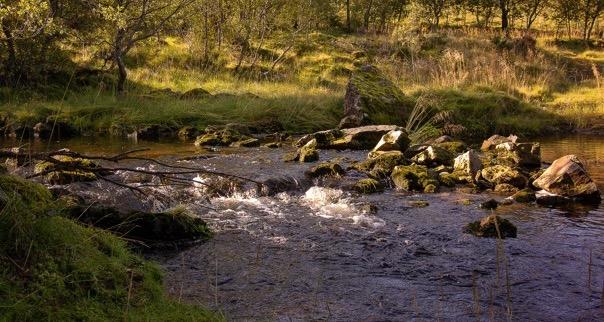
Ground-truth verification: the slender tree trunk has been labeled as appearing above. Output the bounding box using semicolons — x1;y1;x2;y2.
364;0;374;30
115;51;127;94
346;0;351;31
500;0;509;34
1;22;18;85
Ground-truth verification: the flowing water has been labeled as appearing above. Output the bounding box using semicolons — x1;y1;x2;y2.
3;135;604;321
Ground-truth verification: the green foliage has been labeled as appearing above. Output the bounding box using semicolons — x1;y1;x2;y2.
0;174;218;321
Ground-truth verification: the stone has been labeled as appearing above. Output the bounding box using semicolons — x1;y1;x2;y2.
370;130;410;155
34;155;105;185
480;199;499;210
194;129;242;147
307;162;345;178
453;150;482;177
231;138;260;147
431;135;454;144
535;190;572;206
495;142;541;167
295;129;342;148
409;200;430;208
532;155;601;201
481;165;527;188
391;164;439;192
464;215;517;239
411;146;454;167
330;125;403;150
338;114;365;129
343;65;412;125
424;184;438;193
511;189;537;203
353;151;407;178
178;126;200;140
434;141;468;155
353;178;384;194
299;139;319;162
481;134;518;151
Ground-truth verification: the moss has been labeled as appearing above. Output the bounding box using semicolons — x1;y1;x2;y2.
464;215;517;239
353;151;407;178
438;172;457;187
0;175;218;321
391;164;439;192
34;155;100;185
481;165;528;188
409;200;429;208
194;129;242;147
434;141;467;155
424;184;438;193
299;139;319;162
307;162;345;178
353;178;384;194
231;137;260;147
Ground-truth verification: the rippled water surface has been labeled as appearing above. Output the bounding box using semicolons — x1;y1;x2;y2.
4;135;604;321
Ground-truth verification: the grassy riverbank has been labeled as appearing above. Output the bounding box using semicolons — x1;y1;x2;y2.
0;174;218;321
1;29;603;138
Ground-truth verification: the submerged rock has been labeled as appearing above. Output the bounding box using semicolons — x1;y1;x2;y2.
453;150;482;177
391;164;439;192
465;215;517;239
532;155;601;202
481;165;527;188
511;189;537;203
343;65;412;126
370;130;410;156
307;162;345;178
480;199;499;210
353;178;384;194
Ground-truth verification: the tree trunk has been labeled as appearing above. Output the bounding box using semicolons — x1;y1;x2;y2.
346;0;351;32
500;0;509;34
1;22;18;85
364;0;374;30
114;49;127;94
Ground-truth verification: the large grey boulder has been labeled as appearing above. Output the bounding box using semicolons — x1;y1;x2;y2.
532;155;600;201
369;129;410;156
454;150;482;177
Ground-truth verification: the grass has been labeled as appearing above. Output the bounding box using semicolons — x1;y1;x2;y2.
1;28;603;138
0;174;219;321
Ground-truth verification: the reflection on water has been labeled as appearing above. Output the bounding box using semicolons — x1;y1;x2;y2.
2;134;604;320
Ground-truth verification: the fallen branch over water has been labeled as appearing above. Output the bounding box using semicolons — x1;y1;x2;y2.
0;147;261;195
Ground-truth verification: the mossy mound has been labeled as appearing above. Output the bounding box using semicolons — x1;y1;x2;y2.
464;215;517;239
391;164;439;192
0;174;217;321
343;65;413;125
353;178;384;194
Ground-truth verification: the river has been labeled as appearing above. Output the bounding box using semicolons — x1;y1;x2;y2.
3;135;603;321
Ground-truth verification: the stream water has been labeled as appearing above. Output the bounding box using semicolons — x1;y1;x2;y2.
3;135;603;321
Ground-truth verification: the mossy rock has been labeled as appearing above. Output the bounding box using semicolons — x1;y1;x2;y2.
343;65;413;125
194;129;242;147
409;200;430;208
307;162;345;178
464;215;517;239
391;164;439;192
177;126;200;140
34;155;102;185
353;178;384;194
481;165;527;188
65;205;211;243
424;184;438;193
411;146;454;167
438;172;457;187
511;188;537;203
231;138;260;147
285;139;319;163
353;151;407;178
494;183;520;195
434;141;467;155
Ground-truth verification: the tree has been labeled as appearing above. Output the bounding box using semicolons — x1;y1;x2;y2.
417;0;450;28
518;0;548;30
95;0;194;93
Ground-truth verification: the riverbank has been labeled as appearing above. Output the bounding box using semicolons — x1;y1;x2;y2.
0;174;219;321
2;30;603;140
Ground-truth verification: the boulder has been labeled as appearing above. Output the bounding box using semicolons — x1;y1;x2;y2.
343;65;412;125
535;190;572;206
464;215;517;239
338;114;365;129
353;178;384;194
391;164;439;192
494;183;519;195
495;142;541;167
434;141;468;155
306;162;345;178
453;150;482;176
295;129;342;148
481;165;527;188
231;138;260;148
65;205;211;244
178;126;200;140
481;134;518;151
411;146;454;167
285;139;319;163
532;155;601;201
194;129;242;147
370;130;410;156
